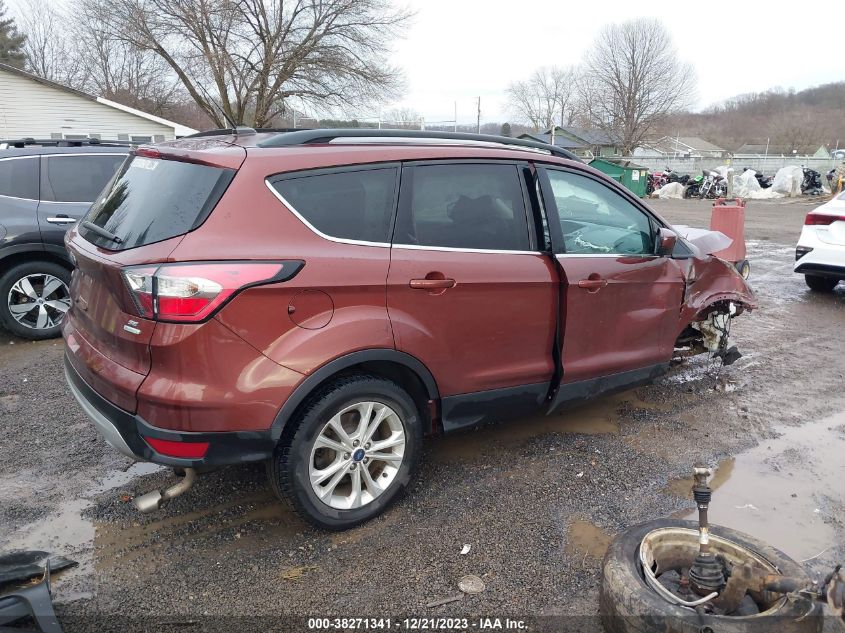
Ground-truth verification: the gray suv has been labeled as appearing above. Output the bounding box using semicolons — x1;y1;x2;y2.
0;140;129;339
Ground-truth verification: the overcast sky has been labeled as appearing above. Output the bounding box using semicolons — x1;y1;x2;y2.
388;0;844;126
8;0;843;125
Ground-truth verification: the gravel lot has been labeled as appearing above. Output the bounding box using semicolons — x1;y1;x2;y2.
1;196;843;631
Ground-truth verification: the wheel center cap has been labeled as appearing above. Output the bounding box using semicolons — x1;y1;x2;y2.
37;299;44;305
352;448;366;462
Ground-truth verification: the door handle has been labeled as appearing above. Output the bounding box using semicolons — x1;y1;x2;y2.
46;216;77;225
410;278;456;290
577;278;608;292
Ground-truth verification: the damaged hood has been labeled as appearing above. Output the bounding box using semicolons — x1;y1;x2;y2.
672;225;732;256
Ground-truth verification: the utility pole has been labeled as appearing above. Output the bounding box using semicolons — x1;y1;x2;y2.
293;109;297;129
476;96;481;134
454;101;457;133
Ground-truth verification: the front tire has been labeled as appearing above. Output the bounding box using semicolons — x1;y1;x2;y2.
269;375;423;530
0;261;71;340
804;275;838;292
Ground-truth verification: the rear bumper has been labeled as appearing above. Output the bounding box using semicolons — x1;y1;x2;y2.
64;354;275;467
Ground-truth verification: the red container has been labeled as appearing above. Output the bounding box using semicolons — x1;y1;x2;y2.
710;197;746;263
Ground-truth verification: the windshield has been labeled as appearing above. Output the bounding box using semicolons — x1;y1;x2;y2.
80;156;234;250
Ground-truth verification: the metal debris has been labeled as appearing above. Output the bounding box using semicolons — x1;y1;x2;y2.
458;574;485;594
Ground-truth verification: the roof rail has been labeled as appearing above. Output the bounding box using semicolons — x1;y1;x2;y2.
0;137;134;149
185;127;305;139
254;128;582;161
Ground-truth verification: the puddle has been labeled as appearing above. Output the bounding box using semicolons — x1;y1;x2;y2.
1;462;163;578
666;412;845;562
565;519;614;560
431;389;673;463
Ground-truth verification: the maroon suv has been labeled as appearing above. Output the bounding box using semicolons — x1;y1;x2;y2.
62;129;756;529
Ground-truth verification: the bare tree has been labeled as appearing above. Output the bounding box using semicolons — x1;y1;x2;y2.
82;0;411;128
17;0;80;83
506;66;578;132
384;107;421;129
578;18;695;154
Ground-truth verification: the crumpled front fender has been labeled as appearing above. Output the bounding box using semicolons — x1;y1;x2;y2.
677;256;757;336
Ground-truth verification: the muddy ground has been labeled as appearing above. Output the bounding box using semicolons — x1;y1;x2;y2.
1;196;843;631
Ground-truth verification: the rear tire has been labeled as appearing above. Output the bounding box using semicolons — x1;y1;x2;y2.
735;259;751;279
0;261;71;340
269;374;423;531
804;275;838;292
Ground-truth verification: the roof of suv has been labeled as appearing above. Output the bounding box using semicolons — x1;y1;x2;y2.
0;145;131;158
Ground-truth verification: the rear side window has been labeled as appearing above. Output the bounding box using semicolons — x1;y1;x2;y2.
41;154;127;202
0;157;38;200
81;156;234;250
269;167;398;243
396;163;530;251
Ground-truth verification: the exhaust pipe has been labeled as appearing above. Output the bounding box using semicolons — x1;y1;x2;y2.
134;467;197;513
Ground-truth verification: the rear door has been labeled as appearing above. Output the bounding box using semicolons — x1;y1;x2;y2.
0;156;41;251
387;161;557;428
37;153;127;250
537;166;685;384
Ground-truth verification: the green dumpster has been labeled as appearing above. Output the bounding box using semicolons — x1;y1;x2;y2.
589;158;649;198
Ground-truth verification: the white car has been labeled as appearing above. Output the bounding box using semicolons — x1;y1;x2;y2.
794;191;845;292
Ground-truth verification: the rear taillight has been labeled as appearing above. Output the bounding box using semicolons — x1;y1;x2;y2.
805;212;845;225
122;261;301;322
145;437;209;459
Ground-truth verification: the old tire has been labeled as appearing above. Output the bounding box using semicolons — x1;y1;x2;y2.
0;261;71;340
804;275;838;293
600;519;821;633
269;374;422;531
734;260;751;280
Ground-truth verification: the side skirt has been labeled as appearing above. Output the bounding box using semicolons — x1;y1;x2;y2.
439;363;670;434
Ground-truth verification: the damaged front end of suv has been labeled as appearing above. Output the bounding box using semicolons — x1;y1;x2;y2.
674;252;758;367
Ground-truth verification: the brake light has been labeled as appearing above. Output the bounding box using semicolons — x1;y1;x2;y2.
121;262;291;322
805;212;845;225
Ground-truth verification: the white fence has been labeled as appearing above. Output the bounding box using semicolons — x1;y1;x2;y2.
630;156;839;176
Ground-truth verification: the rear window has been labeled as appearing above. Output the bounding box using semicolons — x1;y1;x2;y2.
269;166;398;243
0;157;38;200
81;156;234;250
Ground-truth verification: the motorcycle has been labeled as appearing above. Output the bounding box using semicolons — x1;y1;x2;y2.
801;167;823;195
683;174;704;198
699;170;727;199
646;170;669;196
743;167;772;189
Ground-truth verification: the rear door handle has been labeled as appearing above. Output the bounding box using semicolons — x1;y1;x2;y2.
577;278;608;291
409;278;456;290
46;216;77;225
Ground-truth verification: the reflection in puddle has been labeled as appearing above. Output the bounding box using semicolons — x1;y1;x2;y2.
565;519;614;560
432;389;674;463
666;412;845;561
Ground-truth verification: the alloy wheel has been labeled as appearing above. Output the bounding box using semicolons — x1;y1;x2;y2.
309;401;406;510
7;273;71;331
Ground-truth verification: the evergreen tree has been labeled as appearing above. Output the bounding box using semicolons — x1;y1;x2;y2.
500;122;512;137
0;0;26;69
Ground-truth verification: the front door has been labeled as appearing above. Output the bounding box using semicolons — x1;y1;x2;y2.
387;162;557;428
37;153;127;250
538;166;685;385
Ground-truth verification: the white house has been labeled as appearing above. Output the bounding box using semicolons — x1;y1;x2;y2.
0;63;197;142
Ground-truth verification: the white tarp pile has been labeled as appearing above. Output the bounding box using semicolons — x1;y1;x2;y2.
672;225;732;256
655;182;685;199
732;169;783;199
771;166;804;197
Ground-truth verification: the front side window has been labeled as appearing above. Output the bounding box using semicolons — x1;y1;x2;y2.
270;167;398;243
397;163;530;251
41;154;127;203
0;157;38;200
543;169;654;255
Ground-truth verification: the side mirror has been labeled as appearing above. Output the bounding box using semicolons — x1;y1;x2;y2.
657;228;677;257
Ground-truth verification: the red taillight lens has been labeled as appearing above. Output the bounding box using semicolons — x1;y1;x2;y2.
122;262;289;322
145;437;209;459
805;212;845;225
